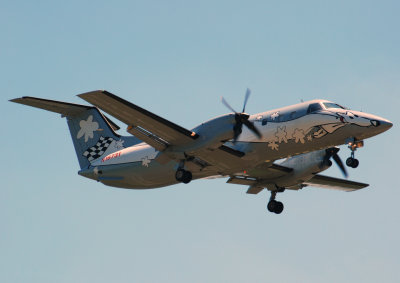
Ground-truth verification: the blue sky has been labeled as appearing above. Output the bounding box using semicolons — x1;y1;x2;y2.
1;1;399;282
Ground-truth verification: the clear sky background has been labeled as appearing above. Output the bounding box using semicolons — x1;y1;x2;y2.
1;1;399;282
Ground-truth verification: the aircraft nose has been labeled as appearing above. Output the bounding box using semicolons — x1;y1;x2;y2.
379;119;393;131
370;118;393;132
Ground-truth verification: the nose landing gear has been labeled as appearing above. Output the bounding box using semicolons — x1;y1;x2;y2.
346;139;364;169
346;155;359;168
267;189;285;214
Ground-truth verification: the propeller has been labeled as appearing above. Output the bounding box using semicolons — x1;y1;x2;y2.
324;147;348;178
221;88;262;143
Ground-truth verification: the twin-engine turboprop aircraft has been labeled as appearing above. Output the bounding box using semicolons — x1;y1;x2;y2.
11;90;392;214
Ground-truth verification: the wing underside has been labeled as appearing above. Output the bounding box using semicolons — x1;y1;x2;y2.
227;163;369;193
304;174;369;191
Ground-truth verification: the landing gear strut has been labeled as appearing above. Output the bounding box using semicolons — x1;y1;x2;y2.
267;189;284;214
175;160;192;184
346;139;363;168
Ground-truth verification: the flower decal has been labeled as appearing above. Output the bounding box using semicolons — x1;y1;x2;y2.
141;156;151;167
275;126;288;143
292;128;306;144
77;115;99;142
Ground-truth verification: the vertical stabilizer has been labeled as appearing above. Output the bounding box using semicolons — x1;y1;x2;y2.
10;96;141;169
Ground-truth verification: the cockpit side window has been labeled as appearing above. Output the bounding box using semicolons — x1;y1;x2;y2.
307;103;323;113
323;102;345;109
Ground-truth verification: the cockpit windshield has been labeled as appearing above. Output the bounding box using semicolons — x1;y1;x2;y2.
323;102;346;110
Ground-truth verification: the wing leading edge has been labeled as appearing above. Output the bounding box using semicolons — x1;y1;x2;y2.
78;90;199;146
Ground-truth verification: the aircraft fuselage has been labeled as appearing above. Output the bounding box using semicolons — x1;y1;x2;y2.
79;99;392;189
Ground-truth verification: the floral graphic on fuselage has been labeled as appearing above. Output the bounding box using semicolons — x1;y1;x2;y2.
292;128;306;144
275;126;288;143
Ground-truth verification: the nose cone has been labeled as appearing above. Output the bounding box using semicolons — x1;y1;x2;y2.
350;110;393;138
368;116;393;135
379;119;393;132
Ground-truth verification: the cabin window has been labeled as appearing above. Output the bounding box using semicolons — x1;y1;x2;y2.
262;118;268;126
307;103;323;113
323;102;345;109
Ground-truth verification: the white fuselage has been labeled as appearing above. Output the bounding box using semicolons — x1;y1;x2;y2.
83;99;392;189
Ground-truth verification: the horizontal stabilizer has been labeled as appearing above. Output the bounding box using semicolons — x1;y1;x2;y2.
10;96;120;131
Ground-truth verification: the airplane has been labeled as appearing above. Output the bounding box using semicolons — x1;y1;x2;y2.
10;90;393;214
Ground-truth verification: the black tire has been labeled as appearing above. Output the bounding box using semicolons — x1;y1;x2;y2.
346;157;354;167
175;169;185;182
274;202;284;214
267;200;277;213
351;159;359;168
182;171;192;184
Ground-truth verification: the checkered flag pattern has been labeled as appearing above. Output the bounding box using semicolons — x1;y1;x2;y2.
83;136;114;162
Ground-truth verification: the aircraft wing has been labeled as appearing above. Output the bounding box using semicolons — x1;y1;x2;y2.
78;90;198;148
303;174;369;191
79;90;248;171
227;164;368;193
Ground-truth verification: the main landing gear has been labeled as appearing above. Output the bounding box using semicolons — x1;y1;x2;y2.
346;139;364;169
267;189;285;214
175;168;192;184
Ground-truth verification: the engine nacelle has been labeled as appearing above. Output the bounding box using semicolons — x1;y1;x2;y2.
273;149;332;189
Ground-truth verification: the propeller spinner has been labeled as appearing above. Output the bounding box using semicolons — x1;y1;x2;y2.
221;89;262;143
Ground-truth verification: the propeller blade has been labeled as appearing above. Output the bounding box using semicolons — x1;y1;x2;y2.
232;119;243;144
243;119;262;139
242;88;251;113
233;129;241;144
221;97;237;114
221;90;262;143
325;147;348;178
332;152;348;178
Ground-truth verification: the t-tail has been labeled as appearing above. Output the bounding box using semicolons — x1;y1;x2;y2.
10;96;140;169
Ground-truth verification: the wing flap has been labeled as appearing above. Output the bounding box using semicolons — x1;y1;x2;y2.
246;186;264;194
194;147;248;171
78;90;198;145
304;174;369;191
246;162;292;180
227;176;257;186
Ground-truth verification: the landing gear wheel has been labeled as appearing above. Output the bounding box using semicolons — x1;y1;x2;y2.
346;138;363;169
175;169;185;182
182;171;192;184
175;169;192;184
274;201;284;214
267;200;284;214
346;157;359;168
267;200;276;212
